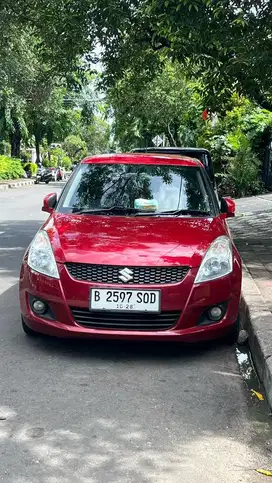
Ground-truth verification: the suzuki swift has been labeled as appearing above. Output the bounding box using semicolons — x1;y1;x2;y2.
20;154;242;343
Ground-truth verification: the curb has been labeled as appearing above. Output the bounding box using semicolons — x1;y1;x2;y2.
0;180;35;191
240;266;272;407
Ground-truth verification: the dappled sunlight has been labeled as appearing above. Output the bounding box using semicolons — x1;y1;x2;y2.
0;409;267;483
211;370;240;378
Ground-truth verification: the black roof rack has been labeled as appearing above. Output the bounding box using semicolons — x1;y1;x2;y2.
132;147;210;154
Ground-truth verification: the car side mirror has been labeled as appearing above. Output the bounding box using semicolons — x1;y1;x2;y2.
42;193;57;213
221;197;235;218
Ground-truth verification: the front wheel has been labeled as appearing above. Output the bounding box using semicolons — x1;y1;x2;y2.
225;316;240;345
22;318;38;337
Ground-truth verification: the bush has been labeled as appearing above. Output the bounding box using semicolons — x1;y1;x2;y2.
20;149;32;163
205;134;232;172
0;156;25;180
228;148;262;198
23;162;38;176
217;141;263;198
42;157;49;168
49;147;72;169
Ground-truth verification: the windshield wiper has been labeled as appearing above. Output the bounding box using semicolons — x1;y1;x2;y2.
72;206;141;215
135;209;211;217
160;209;211;217
73;207;211;217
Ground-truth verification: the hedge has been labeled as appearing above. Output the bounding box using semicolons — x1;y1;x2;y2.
0;155;25;180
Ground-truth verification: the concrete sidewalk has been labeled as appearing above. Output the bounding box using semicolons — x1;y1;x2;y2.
229;194;272;407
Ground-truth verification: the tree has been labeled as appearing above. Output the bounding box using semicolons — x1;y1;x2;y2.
11;0;272;111
0;2;93;159
83;115;111;155
142;0;272;110
63;135;88;161
109;62;203;150
0;28;38;156
26;80;91;162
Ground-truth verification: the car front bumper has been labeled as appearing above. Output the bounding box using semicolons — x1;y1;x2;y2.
20;260;241;342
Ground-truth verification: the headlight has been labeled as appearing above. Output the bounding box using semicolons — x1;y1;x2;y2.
195;236;233;284
28;230;59;279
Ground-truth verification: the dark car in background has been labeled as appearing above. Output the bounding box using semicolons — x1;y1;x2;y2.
132;147;215;187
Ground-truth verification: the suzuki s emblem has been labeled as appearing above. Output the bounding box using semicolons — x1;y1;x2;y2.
119;267;133;283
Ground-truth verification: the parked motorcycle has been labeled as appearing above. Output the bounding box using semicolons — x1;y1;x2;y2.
35;167;53;184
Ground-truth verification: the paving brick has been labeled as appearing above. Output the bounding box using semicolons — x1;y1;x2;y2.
231;208;272;407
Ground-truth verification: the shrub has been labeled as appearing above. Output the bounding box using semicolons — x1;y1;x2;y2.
49;147;72;169
206;134;232;172
0;156;25;180
217;140;263;198
228;147;262;198
42;157;49;168
23;162;38;176
20;149;32;163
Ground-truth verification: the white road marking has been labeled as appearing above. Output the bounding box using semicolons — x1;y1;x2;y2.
0;247;25;251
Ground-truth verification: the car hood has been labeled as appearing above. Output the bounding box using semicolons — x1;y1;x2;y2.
44;213;228;268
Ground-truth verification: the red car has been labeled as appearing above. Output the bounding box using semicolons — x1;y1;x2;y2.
20;153;242;343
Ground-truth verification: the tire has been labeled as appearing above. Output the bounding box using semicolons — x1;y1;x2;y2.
22;318;38;337
225;316;240;345
45;180;50;184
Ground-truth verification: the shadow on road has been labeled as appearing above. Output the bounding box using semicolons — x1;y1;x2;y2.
0;282;271;482
0;277;225;364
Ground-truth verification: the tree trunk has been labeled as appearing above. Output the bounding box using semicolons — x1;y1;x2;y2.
167;123;178;146
10;119;21;158
35;134;41;164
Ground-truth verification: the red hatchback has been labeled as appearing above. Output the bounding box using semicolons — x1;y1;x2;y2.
20;154;242;343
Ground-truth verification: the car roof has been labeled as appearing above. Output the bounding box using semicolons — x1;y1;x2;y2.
132;147;210;154
81;153;203;168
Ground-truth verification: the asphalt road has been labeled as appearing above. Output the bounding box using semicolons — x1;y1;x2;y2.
0;184;271;483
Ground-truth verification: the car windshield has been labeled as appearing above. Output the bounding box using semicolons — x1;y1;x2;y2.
57;163;214;216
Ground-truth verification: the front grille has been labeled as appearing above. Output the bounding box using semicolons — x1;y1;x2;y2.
66;263;189;285
71;307;180;331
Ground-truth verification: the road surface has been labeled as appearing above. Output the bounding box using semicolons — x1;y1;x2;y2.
0;184;271;483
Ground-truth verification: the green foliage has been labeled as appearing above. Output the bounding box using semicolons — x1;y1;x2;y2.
13;0;272;111
110;62;203;150
2;0;271;198
228;152;262;199
49;147;72;169
20;149;32;163
23;162;38;175
217;150;262;199
0;156;25;180
63;135;87;161
196;96;272;197
83;116;111;155
0;140;10;155
4;0;272;113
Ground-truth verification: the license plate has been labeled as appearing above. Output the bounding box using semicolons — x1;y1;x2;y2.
90;289;161;313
